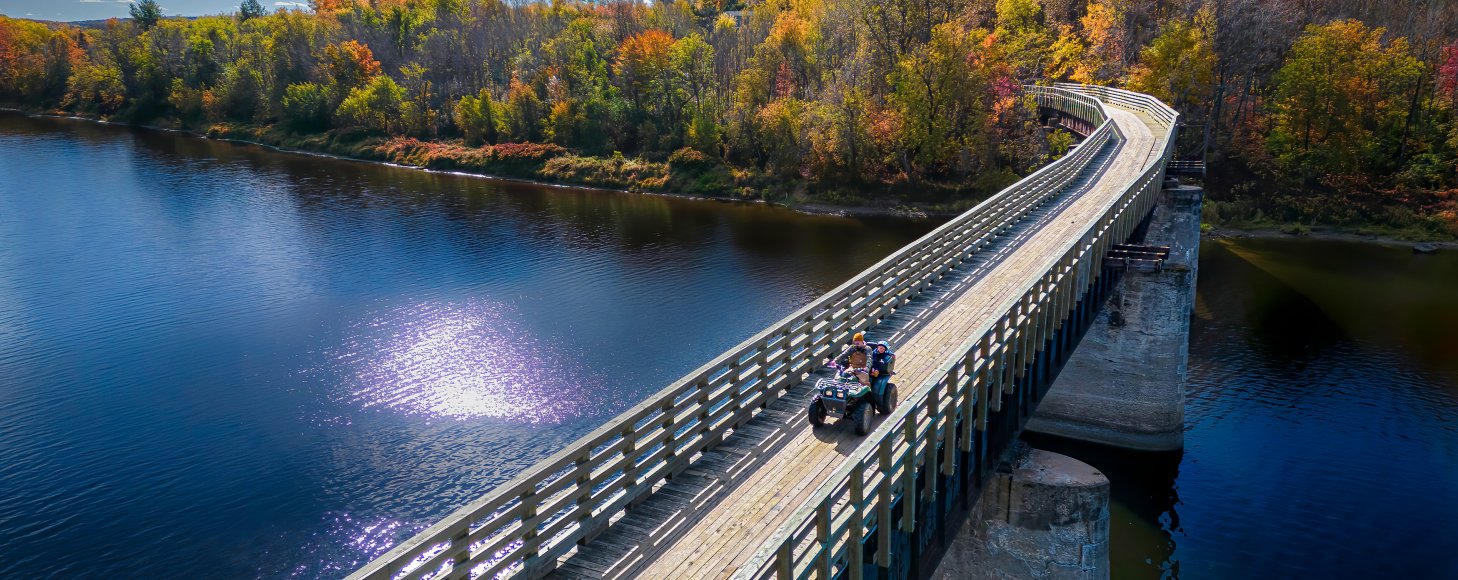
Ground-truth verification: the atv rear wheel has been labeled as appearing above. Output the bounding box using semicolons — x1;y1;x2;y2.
878;383;899;414
851;403;872;435
807;400;826;427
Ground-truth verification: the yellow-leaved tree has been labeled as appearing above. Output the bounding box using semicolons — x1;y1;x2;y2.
1126;6;1216;111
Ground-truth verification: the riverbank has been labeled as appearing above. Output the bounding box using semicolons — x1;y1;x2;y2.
1199;163;1458;243
1203;225;1458;250
0;107;975;219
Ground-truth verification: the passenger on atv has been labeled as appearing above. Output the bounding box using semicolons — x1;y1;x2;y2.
869;341;897;413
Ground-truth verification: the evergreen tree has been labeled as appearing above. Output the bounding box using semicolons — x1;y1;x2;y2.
129;0;163;30
240;0;266;21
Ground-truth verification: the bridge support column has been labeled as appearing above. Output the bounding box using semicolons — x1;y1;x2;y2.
1025;184;1202;451
932;443;1109;580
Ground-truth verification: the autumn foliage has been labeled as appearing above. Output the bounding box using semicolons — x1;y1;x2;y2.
0;0;1454;229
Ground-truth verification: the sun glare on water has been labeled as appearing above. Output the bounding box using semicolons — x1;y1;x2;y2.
330;300;585;424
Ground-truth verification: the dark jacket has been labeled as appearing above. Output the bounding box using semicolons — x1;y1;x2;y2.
870;347;894;376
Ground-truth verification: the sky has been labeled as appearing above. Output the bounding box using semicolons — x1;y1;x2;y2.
0;1;311;22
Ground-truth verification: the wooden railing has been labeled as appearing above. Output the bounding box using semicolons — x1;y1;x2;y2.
734;85;1179;580
346;86;1122;580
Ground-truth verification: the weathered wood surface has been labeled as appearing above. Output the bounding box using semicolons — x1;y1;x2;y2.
547;100;1167;580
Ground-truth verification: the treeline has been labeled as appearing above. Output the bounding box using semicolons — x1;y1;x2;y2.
1195;0;1458;235
0;0;1456;230
0;0;1056;202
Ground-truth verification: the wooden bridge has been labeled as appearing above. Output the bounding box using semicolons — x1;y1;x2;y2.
347;85;1179;580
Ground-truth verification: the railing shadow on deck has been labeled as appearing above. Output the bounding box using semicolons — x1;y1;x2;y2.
346;85;1174;580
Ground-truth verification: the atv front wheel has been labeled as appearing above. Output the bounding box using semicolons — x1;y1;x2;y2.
851;403;872;435
807;400;826;427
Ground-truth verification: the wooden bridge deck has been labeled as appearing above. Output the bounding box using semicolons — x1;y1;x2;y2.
548;104;1166;579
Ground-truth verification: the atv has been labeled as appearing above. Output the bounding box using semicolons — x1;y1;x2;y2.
807;350;898;436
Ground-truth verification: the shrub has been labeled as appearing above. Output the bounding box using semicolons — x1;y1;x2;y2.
1047;129;1074;159
453;89;501;146
281;82;330;131
668;147;714;171
490;142;566;164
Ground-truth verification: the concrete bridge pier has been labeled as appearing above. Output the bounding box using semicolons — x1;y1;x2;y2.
932;443;1110;579
1024;183;1203;451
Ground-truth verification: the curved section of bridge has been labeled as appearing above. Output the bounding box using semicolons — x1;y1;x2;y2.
348;85;1178;580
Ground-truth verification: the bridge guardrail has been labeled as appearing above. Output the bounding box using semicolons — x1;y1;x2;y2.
734;85;1178;580
347;86;1121;580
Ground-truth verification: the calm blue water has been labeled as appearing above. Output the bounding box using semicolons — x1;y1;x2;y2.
0;113;931;577
5;113;1458;579
1034;237;1458;578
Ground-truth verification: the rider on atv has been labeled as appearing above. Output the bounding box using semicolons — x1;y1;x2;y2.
834;332;874;385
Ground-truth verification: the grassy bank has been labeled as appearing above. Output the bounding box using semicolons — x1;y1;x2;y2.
204;122;753;197
1202;197;1458;242
3;104;1021;220
1199;161;1458;242
0;104;1002;216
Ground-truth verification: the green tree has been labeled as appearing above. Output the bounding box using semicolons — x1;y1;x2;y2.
1126;7;1216;111
889;23;994;180
337;74;406;133
325;40;383;107
539;18;616;151
282;82;330;130
130;0;164;30
212;63;266;121
671;34;718;153
1269;20;1424;178
454;87;501;145
502;76;543;142
398;63;438;136
994;0;1051;80
239;0;266;22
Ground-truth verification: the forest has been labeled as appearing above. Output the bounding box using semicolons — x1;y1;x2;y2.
1;0;1456;235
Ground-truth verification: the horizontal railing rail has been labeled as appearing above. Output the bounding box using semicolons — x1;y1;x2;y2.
734;85;1178;580
347;86;1123;580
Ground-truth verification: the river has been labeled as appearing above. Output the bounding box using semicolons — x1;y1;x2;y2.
1033;237;1458;578
3;114;1457;578
0;113;931;577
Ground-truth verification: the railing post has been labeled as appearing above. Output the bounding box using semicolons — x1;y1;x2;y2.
816;500;832;579
876;438;893;567
943;384;957;477
520;488;539;564
975;337;991;431
448;526;470;578
900;410;916;533
776;538;793;580
661;400;677;479
621;426;640;509
960;350;977;451
849;461;865;577
574;454;593;545
924;382;940;504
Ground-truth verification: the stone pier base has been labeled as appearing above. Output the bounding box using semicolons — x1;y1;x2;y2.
1024;184;1201;451
933;444;1110;579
